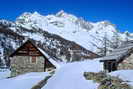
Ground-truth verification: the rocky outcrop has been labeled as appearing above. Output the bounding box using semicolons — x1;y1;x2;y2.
84;72;132;89
118;54;133;70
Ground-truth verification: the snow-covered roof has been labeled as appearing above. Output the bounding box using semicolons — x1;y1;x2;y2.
38;48;60;68
100;41;133;62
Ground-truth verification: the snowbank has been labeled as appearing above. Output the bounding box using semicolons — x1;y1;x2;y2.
0;69;10;79
0;72;49;89
43;59;103;89
109;70;133;86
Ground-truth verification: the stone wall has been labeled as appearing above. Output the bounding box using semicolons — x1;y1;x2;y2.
11;56;45;77
118;54;133;70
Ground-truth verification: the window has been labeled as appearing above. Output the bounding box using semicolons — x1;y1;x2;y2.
31;56;36;63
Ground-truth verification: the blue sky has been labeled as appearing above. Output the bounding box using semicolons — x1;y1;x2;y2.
0;0;132;32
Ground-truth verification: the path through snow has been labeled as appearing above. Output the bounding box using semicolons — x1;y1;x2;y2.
43;59;103;89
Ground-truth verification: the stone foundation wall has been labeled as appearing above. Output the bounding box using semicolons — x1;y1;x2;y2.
11;56;45;77
118;54;133;70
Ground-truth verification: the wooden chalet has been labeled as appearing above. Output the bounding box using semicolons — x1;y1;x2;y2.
9;40;58;76
100;41;133;72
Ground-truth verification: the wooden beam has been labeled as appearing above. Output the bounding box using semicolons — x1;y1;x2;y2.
13;53;43;56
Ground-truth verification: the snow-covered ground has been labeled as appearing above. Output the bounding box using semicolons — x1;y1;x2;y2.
0;60;102;89
0;69;10;79
43;59;103;89
109;70;133;86
1;60;133;89
0;72;49;89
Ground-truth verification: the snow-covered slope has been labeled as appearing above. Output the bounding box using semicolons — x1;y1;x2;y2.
0;69;10;79
0;20;97;63
42;59;103;89
110;70;133;86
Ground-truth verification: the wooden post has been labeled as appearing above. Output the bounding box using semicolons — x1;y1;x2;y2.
44;58;46;72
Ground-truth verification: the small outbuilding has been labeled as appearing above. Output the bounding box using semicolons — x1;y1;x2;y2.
100;41;133;72
9;40;59;77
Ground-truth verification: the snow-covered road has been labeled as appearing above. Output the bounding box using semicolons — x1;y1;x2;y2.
43;59;103;89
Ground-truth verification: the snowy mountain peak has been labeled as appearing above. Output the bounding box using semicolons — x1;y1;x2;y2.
56;10;65;17
16;11;44;24
96;20;115;28
56;10;78;22
33;11;41;16
17;11;42;19
16;12;32;20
